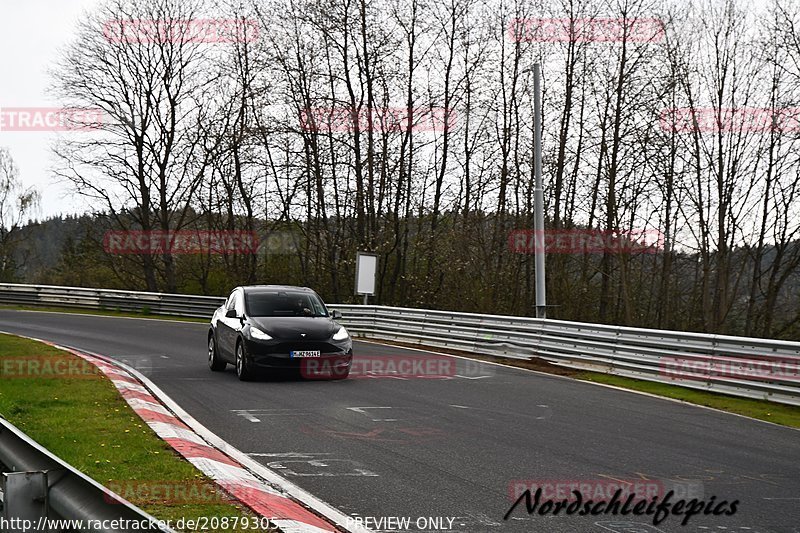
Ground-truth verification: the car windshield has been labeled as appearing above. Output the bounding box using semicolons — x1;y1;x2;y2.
245;291;328;317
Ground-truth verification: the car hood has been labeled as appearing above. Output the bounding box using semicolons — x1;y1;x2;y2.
249;316;338;341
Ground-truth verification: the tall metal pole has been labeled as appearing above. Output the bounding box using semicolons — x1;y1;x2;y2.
533;63;547;319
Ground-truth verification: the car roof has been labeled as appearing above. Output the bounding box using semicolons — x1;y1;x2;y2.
239;285;313;293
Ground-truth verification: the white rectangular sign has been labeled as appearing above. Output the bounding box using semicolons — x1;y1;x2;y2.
355;252;378;295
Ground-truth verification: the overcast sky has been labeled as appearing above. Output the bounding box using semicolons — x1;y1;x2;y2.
1;0;101;220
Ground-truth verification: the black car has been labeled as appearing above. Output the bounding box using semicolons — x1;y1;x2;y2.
207;285;353;380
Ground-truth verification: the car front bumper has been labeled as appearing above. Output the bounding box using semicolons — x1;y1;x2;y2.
242;337;353;371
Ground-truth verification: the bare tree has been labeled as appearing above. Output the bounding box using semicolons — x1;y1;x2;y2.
0;148;40;281
51;0;213;291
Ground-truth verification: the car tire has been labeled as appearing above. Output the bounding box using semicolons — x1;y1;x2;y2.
208;334;226;371
236;340;255;381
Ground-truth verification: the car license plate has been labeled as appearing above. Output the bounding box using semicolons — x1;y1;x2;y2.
291;350;321;358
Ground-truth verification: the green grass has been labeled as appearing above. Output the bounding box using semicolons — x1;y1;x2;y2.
576;371;800;428
0;334;276;532
0;304;207;323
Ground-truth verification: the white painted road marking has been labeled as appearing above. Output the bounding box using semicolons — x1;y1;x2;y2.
248;452;334;459
266;458;379;477
232;408;319;422
346;406;398;421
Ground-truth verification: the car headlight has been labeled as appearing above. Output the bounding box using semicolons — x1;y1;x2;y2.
249;326;273;341
332;326;349;341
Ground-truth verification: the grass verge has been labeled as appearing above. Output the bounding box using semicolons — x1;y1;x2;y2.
574;371;800;428
0;333;276;532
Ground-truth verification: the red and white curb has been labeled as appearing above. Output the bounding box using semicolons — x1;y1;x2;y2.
30;339;371;533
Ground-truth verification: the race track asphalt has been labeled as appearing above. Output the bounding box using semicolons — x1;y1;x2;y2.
0;309;798;533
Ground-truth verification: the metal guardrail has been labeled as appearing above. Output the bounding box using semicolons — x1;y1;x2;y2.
1;283;799;406
0;416;171;532
332;305;800;406
0;283;223;319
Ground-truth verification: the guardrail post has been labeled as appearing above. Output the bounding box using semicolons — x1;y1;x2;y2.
709;335;719;392
1;471;49;532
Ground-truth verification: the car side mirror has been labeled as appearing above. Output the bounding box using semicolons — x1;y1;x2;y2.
225;309;239;319
331;310;342;320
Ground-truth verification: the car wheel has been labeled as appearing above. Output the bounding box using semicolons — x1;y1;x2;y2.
208;334;226;371
236;341;255;381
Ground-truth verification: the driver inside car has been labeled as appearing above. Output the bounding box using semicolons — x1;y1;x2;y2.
295;298;313;317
